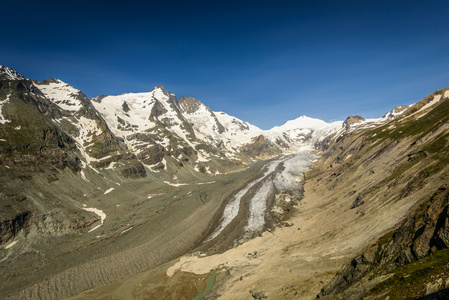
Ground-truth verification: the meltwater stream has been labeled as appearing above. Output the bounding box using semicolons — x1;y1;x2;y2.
207;148;317;242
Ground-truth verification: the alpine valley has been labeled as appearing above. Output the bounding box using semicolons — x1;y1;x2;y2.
1;65;449;300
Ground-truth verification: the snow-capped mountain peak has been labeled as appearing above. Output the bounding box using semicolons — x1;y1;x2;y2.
0;66;25;81
1;66;348;170
270;115;330;132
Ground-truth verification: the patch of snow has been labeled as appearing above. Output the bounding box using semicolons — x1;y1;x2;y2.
0;94;12;124
196;150;210;162
147;193;162;199
77;116;103;143
34;80;83;112
92;91;157;137
164;181;189;187
270;115;329;132
121;227;133;234
104;187;115;195
82;207;107;232
214;111;263;149
80;170;89;182
105;162;117;170
4;240;18;249
445;90;449;98
416;95;442;119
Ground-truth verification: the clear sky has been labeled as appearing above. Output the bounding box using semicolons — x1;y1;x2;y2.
1;0;449;129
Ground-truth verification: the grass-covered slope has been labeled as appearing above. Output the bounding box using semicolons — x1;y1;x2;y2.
315;87;449;299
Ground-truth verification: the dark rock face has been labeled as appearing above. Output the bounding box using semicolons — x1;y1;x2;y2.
178;96;202;114
350;194;364;209
118;160;147;179
0;79;80;170
149;99;168;121
240;135;280;158
318;183;449;299
342;115;365;130
0;212;30;245
122;101;130;112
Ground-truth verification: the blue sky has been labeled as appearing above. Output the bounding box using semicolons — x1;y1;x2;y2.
2;0;449;129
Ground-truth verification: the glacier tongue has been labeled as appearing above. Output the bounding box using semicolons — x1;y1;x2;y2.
208;148;318;243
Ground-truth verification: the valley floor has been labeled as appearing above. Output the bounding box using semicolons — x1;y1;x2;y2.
69;155;416;299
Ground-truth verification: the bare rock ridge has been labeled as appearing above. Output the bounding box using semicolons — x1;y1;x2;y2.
342;115;365;130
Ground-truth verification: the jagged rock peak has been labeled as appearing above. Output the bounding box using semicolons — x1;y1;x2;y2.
153;84;170;96
34;78;63;85
343;115;365;130
383;105;409;119
0;66;25;81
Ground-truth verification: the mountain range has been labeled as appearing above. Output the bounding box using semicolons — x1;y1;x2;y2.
1;65;449;299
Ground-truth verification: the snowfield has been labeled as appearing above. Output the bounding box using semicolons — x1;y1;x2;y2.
34;79;83;112
0;94;11;124
82;206;107;232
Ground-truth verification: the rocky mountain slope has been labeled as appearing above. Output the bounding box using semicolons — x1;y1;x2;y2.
0;66;342;299
314;87;449;299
